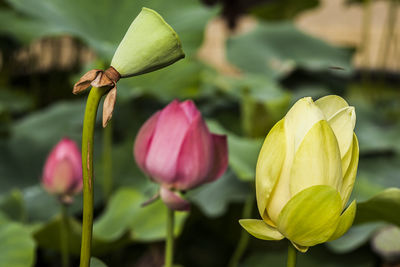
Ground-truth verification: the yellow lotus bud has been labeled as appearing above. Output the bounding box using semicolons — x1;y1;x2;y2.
111;7;185;78
240;95;359;252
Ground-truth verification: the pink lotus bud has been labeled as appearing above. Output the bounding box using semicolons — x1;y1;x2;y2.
42;138;83;204
134;100;228;211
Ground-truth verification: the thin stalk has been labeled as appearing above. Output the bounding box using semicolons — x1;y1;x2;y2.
79;86;108;267
287;242;297;267
165;207;175;267
228;194;254;267
60;204;70;267
102;120;113;201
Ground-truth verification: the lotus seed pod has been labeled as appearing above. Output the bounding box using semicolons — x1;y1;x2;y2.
111;8;185;78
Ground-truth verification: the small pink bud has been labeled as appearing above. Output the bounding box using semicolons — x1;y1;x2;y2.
42;138;82;204
160;187;190;211
134;100;228;211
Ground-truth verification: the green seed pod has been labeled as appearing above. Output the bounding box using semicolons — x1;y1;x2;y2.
111;7;185;78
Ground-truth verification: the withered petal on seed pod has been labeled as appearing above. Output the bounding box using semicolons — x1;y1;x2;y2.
102;86;117;128
91;72;115;88
72;69;102;94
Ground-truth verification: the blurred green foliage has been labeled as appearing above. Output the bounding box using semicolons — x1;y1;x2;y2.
250;0;319;21
0;0;400;266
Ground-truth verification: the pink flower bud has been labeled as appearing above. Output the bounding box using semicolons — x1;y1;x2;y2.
134;100;228;211
42;138;82;204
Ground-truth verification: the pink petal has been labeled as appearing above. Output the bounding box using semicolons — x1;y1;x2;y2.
55;138;82;180
145;100;191;184
160;186;190;211
173;115;213;190
42;138;82;196
133;111;160;172
206;134;228;182
179;100;200;122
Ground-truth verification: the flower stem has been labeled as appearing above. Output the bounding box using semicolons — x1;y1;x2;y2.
60;204;70;267
102;120;113;201
228;194;254;267
287;242;297;267
79;86;108;267
165;206;175;267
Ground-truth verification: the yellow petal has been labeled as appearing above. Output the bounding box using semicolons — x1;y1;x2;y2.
315;95;349;120
341;141;353;177
277;185;342;247
267;97;324;223
340;134;359;207
239;219;284;240
328;200;357;241
327;106;356;158
289;120;342;196
256;119;286;223
284;97;325;152
291;242;309;253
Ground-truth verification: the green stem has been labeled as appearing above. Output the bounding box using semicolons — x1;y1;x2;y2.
60;204;70;267
165;207;175;267
228;194;254;267
102;120;113;201
79;86;108;267
287;242;297;267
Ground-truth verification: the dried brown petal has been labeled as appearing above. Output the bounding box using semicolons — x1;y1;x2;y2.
73;69;101;94
91;72;114;88
104;66;121;83
102;86;117;128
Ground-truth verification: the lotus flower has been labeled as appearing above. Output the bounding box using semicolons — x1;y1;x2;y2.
42;138;83;204
134;100;228;211
240;96;359;252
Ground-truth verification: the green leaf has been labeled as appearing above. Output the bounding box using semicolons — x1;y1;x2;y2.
93;189;142;242
189;170;250;217
0;219;36;267
33;215;82;255
90;257;108;267
33;215;131;256
117;59;207;102
0;189;26;222
228;135;263;182
353;156;400;202
240;75;291;138
0;89;33;115
93;186;188;242
2;0;216;58
354;188;400;226
0;10;59;43
327;222;385;253
130;199;187;241
239;219;284;240
227;22;353;79
207;120;263;182
241;246;375;267
250;0;320;21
